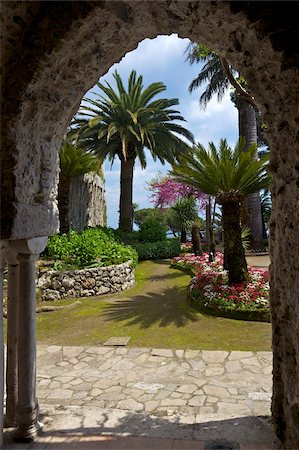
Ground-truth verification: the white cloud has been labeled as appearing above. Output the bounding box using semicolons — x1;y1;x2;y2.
108;34;189;75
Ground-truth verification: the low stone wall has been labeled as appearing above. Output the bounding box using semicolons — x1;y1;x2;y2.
37;261;134;301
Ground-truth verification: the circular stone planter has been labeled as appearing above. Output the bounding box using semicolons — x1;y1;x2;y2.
189;291;270;323
37;261;135;301
171;264;270;323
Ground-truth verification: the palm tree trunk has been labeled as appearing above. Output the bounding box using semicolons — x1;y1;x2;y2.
58;174;71;235
238;97;264;250
222;200;248;284
191;223;202;255
180;228;187;243
119;158;134;232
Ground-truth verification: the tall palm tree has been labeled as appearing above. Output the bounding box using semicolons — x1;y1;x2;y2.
185;43;265;250
58;140;100;234
171;138;269;284
71;70;194;232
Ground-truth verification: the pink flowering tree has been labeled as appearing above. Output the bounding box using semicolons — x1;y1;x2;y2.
148;175;208;244
149;176;208;209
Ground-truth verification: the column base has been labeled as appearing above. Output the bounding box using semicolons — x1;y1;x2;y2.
3;415;17;429
13;420;42;443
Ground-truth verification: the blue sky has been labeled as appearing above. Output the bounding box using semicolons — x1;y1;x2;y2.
83;34;238;228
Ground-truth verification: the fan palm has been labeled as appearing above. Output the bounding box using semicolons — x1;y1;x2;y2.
171;138;269;284
58;141;100;234
71;70;194;232
185;43;264;250
171;196;198;243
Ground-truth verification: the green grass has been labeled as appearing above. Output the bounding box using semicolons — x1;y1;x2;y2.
35;260;272;351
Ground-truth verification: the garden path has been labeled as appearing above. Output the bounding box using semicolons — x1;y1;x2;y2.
36;260;272;351
4;346;278;449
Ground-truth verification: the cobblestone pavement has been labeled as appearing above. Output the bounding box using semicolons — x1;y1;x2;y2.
4;346;280;449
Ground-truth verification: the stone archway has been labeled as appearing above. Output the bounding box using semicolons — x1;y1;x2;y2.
1;1;298;447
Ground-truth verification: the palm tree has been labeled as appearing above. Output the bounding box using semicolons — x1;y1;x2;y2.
185;43;265;250
171;195;198;243
58;140;100;234
71;70;194;232
171;138;269;284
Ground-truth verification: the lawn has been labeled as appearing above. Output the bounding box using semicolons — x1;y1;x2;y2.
35;260;272;351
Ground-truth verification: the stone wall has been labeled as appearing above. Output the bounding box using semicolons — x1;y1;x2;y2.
69;172;106;233
37;261;134;301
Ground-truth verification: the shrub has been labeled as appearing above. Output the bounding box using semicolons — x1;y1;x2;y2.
133;238;180;260
42;228;138;268
139;217;167;243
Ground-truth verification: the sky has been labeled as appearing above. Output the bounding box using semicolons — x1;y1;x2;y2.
83;34;238;228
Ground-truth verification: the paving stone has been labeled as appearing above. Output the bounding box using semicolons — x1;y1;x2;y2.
155;390;171;400
188;396;206;407
38;378;51;387
170;392;182;399
133;382;165;392
47;345;62;353
225;360;242;372
134;353;149;363
206;396;218;404
177;384;198;394
185;350;200;359
105;385;123;393
175;350;185;358
240;356;260;367
228;351;254;360
205;366;225;376
73;362;89;371
69;378;83;386
94;379;119;389
165;383;180;391
37;389;50;399
117;399;144;411
98;356;122;371
100;392;126;401
63;346;83;358
151;348;173;358
248;392;272;401
72;382;92;392
244;365;261;374
115;347;128;355
201;350;229;363
228;387;238;395
68;357;79;365
160;398;187;407
138;393;155;402
56;361;69;367
47;389;73;399
203;385;230;398
90;388;103;397
144;400;160;411
123;388;144;398
49;381;60;389
262;366;272;375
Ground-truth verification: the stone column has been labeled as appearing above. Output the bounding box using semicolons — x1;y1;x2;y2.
0;241;7;448
4;248;19;428
9;238;47;443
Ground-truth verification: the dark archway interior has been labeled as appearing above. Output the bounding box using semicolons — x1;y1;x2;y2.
1;2;298;447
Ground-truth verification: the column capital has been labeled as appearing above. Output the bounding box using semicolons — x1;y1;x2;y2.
17;254;38;263
9;237;48;256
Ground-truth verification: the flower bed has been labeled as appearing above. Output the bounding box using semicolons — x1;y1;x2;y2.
172;252;270;322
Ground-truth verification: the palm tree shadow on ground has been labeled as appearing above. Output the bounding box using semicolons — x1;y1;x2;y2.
102;285;199;329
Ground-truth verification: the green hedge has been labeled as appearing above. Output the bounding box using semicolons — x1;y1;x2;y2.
132;239;180;260
42;228;138;269
139;217;167;243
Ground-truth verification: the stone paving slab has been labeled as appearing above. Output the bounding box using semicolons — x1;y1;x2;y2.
4;346;280;449
35;346;273;421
